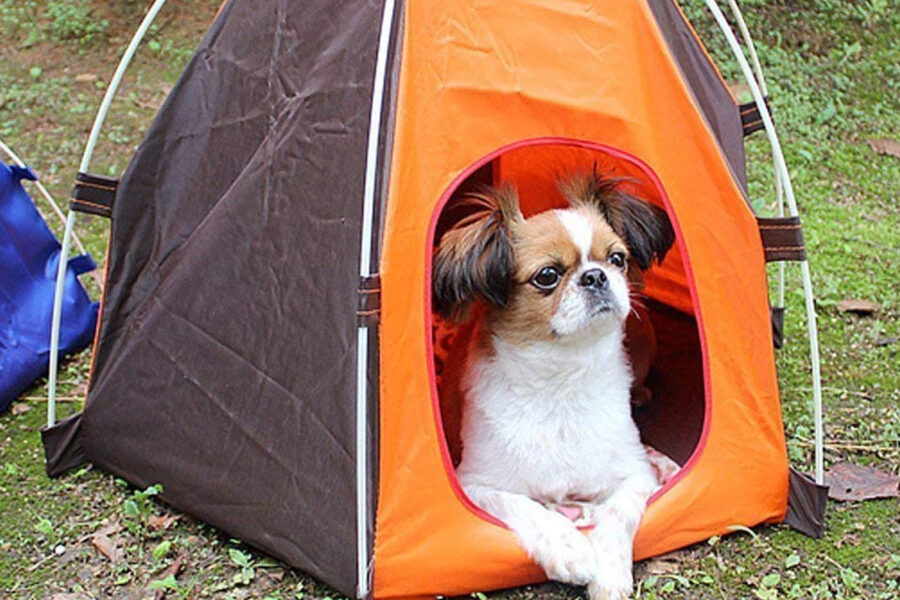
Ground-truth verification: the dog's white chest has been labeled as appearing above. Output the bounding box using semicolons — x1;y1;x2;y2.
456;335;645;503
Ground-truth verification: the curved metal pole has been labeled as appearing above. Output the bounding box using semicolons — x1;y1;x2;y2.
724;0;786;308
47;0;170;427
704;0;825;484
356;0;397;596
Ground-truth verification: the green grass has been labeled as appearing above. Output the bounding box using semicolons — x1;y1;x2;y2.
2;0;899;598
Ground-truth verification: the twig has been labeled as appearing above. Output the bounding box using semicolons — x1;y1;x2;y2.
19;396;81;403
26;531;95;572
793;437;897;453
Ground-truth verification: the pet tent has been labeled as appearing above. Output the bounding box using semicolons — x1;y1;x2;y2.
0;142;98;413
41;1;828;598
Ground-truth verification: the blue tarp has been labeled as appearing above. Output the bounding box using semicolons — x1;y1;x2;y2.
0;162;98;412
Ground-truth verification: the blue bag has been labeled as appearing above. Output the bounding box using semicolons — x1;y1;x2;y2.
0;162;98;412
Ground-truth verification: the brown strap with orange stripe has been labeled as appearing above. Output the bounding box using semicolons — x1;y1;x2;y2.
70;171;117;218
740;96;772;136
759;216;806;262
357;274;381;327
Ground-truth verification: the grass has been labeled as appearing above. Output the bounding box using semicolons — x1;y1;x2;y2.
1;0;899;598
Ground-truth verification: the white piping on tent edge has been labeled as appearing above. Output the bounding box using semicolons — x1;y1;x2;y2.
703;0;824;485
723;0;786;310
48;0;170;428
356;0;397;597
0;139;95;278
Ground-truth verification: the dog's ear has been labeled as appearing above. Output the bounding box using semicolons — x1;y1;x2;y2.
561;171;675;270
432;185;523;320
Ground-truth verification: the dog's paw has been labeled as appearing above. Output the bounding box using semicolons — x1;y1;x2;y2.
587;565;634;600
524;516;595;585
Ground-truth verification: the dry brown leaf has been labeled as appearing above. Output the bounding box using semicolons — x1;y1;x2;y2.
148;514;178;531
154;554;185;600
94;521;122;538
836;299;879;314
91;533;119;563
824;462;900;502
11;403;31;415
867;138;900;159
644;558;681;575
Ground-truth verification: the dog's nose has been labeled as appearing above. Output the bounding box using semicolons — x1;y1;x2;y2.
579;268;607;289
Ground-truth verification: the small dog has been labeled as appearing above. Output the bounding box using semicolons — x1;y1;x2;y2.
432;171;675;600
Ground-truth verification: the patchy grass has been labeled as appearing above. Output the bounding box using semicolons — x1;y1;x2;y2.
1;0;898;599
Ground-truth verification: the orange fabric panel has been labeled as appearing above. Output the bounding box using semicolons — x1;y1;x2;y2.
376;1;787;597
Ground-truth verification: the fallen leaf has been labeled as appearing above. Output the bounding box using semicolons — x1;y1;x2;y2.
94;521;122;538
867;138;900;159
11;403;31;415
74;73;97;82
824;462;900;501
836;299;879;315
148;514;178;531
91;534;119;563
154;553;185;600
644;558;681;574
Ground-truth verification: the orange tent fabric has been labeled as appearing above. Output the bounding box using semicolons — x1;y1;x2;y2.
375;1;786;597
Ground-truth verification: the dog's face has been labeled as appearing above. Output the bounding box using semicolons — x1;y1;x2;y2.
433;172;674;344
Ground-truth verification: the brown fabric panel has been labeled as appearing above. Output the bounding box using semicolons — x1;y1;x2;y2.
70;172;117;218
647;0;748;192
785;467;828;538
759;216;807;262
41;412;87;477
80;0;390;594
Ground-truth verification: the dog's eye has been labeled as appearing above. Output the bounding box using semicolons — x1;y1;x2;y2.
531;266;562;290
608;252;626;269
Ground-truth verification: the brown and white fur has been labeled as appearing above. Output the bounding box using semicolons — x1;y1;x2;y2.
432;172;675;600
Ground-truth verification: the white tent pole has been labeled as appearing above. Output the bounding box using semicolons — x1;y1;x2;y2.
47;0;170;427
724;0;786;308
704;0;825;484
0;139;98;287
355;0;396;596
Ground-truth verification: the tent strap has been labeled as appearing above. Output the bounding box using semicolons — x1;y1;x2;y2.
70;171;118;219
740;96;772;137
758;216;806;262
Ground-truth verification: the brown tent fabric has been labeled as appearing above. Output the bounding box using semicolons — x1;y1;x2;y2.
59;0;389;594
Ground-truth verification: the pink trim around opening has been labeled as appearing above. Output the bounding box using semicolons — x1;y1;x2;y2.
422;136;713;531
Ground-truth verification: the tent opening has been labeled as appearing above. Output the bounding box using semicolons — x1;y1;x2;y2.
426;139;709;523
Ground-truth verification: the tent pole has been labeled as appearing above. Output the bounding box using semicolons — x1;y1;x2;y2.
704;0;824;484
47;0;170;428
723;0;787;308
356;0;397;596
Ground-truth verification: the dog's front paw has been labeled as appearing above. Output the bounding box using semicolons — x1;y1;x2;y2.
523;516;595;585
587;565;633;600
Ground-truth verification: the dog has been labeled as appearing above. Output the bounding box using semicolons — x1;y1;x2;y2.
432;171;676;600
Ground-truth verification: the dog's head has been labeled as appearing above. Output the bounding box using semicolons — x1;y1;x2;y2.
432;171;674;343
